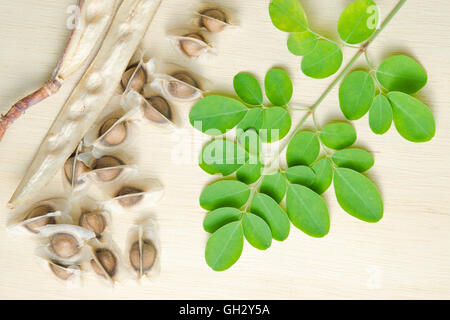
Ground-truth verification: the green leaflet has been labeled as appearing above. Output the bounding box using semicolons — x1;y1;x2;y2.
311;158;333;194
260;172;287;203
339;71;375;120
260;107;292;142
286;184;330;238
320;122;357;150
269;0;308;33
237;129;261;156
233;72;263;106
250;193;290;241
237;108;264;132
285;166;316;187
200;139;248;176
334;168;383;222
200;180;250;211
369;95;393;135
190;96;248;135
332;148;374;172
242;213;272;250
377;55;427;94
387;92;436;142
236;161;264;185
203;207;242;233
338;0;379;44
287;31;318;56
205;221;244;271
286;131;320;167
301;40;343;79
265;68;293;106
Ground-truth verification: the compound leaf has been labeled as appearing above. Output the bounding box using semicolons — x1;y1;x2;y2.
332;148;374;172
287;31;318;56
286;165;316;187
200;180;250;211
269;0;308;32
320;122;357;150
243;213;272;250
369;95;393;135
265;68;293;106
301;40;343;79
338;0;379;44
339;70;375;120
311;158;333;194
286;131;320;167
203;207;242;233
260;172;287;203
234;72;263;105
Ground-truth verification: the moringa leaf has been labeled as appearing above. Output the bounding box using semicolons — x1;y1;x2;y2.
200;180;250;210
320;122;357;150
285;165;316;187
339;70;375;120
205;221;244;271
203;207;242;233
286;131;320;167
237;108;264;132
369;95;393;135
236;161;264;185
286;184;330;238
190;96;248;135
287;31;318;56
250;193;290;241
377;55;427;94
332;148;374;172
269;0;308;32
387;92;436;142
260;107;292;142
334;168;383;222
260;172;287;203
233;72;263;105
311;158;333;194
265;68;293;106
301;40;343;79
338;0;379;44
237;129;262;156
200;139;248;176
243;213;272;250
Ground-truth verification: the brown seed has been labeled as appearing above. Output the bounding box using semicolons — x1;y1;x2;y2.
168;72;199;99
64;157;90;185
200;9;228;33
115;186;144;208
145;96;172;122
121;64;146;92
50;233;80;259
79;212;106;238
91;248;117;278
129;240;156;274
49;261;75;280
99;118;128;146
24;205;56;234
180;33;207;58
93;156;124;182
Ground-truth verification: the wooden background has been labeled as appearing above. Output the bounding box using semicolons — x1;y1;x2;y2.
0;0;449;299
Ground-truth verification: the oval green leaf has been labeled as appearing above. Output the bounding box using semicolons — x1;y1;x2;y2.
264;68;293;106
311;158;333;194
260;107;292;142
203;207;242;233
287;31;318;56
237;129;261;156
200;180;250;211
332;148;374;172
233;73;263;106
334;168;383;222
376;55;427;94
190;96;248;135
286;131;320;167
301;40;343;79
285;166;315;187
269;0;308;32
237;108;264;132
339;70;375;120
338;0;378;44
369;95;393;135
250;193;291;241
236;161;264;185
205;221;244;271
200;139;248;176
243;213;272;250
387;92;436;142
286;184;330;238
320;122;357;150
260;172;287;203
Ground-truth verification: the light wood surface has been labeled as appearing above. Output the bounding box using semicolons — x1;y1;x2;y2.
0;0;449;300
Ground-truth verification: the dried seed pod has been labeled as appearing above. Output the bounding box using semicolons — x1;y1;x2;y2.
129;240;157;274
200;9;228;33
91;248;117;278
24;205;56;234
79;212;106;238
50;233;81;259
48;261;76;280
115;186;144;208
121;64;146;93
145;96;172;122
99;118;128;147
167;72;199;99
64;157;90;186
93;156;124;182
179;33;208;58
